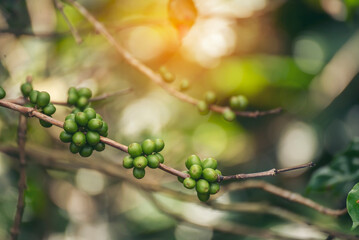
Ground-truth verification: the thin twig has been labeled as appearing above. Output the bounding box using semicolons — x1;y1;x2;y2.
10;113;28;240
54;0;82;44
64;0;281;118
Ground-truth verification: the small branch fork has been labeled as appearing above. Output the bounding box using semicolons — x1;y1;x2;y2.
63;0;281;118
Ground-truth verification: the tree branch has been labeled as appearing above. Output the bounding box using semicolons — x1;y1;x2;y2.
63;0;281;118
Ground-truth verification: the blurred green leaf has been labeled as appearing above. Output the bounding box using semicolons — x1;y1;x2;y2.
347;182;359;229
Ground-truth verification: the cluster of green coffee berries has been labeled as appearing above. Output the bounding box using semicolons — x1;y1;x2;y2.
21;82;56;128
178;155;221;202
67;87;92;112
0;86;6;99
123;139;165;179
158;66;190;92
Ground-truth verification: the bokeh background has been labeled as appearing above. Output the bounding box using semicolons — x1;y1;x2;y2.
1;0;359;239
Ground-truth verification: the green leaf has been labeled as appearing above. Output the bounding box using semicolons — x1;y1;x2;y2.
347;182;359;229
308;138;359;195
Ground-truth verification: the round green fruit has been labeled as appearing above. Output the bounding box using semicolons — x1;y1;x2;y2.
154;139;165;152
29;90;38;104
177;171;189;183
147;154;160;168
72;108;81;114
155;153;164;163
133;168;145;179
75;112;88;126
84;108;96;120
133;156;148;169
128;142;142;158
77;87;92;98
202;168;218;183
72;132;86;147
183;178;196;189
63;120;78;133
205;91;217;104
142;139;155;155
209;182;220;195
185;155;201;170
20;82;32;97
197;192;210;202
215;169;222;176
179;79;189;91
98;122;108;136
67;93;78;105
86;131;100;146
223;108;235;122
88;118;103;131
65;113;76;121
123;156;134;169
197;100;209;115
43;103;56;115
0;87;6;99
202;157;217;169
68;87;77;94
79;145;93;157
94;142;105;152
189;164;202;180
59;131;73;143
95;113;103;120
36;91;50;108
196;179;210;194
69;142;81;154
76;96;88;109
39;119;52;128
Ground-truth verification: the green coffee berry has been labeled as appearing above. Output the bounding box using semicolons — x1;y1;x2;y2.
65;113;76;121
215;169;222;176
202;168;218;183
86;131;100;146
205;91;217;104
209;182;220;194
128;143;143;157
79;145;93;157
154;139;165;152
178;171;189;183
185;155;202;170
183;177;196;189
72;131;86;147
37;91;50;108
159;66;175;83
237;95;248;109
197;100;209;115
94;142;105;152
29;90;38;104
123;156;134;169
84;108;96;120
0;87;5;99
78;87;92;98
98;121;108;136
197;192;210;202
75;112;88;127
43;103;56;116
67;93;78;105
179;79;189;91
133;156;148;169
223;108;235;122
142;139;155;155
76;96;88;109
96;113;103;120
68;87;77;94
72;108;81;114
59;131;73;143
202;157;217;169
88;118;103;131
64;119;78;133
147;154;160;168
69;142;81;154
101;131;108;137
196;179;210;194
20;82;32;97
133;168;145;179
189;164;202;180
39;119;52;128
155;153;164;163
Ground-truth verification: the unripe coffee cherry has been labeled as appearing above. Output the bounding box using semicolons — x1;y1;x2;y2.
64;119;78;133
196;179;210;194
185;155;201;169
202;157;217;169
94;142;105;152
202;168;218;182
209;182;220;194
154;139;165;152
67;93;78;105
84;108;96;120
189;164;202;180
147;154;160;168
88;119;103;131
128;143;143;157
142;139;155;155
159;66;175;83
60;131;73;143
86;131;100;146
36;91;50;108
79;145;93;157
78;87;92;98
39;119;52;128
75;112;88;126
29;90;38;104
98;122;108;136
197;192;210;202
215;169;222;176
133;168;145;179
177;171;189;183
179;79;189;91
43;103;56;115
230;95;248;109
223;108;235;122
205;91;217;104
123;156;134;169
0;87;5;99
65;113;76;121
133;156;148;169
95;113;103;120
183;177;196;189
197;100;209;115
68;87;77;94
76;96;88;109
20;82;33;97
69;142;81;154
72;132;86;147
155;153;164;163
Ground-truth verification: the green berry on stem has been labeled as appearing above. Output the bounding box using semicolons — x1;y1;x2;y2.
209;182;220;195
67;93;78;105
72;108;81;114
133;156;148;169
84;108;96;120
29;90;38;104
75;112;88;127
0;87;5;99
185;155;202;170
43;103;56;115
36;91;50;108
237;95;248;109
177;171;189;183
197;192;210;202
98;121;108;136
155;153;164;163
68;87;77;94
88;118;103;131
94;142;105;152
189;164;202;180
123;156;134;169
223;108;235;122
64;119;78;133
202;168;218;182
60;131;73;143
183;178;196;189
154;139;165;152
205;91;217;104
128;143;142;158
197;100;209;115
20;82;32;97
76;96;89;109
79;145;93;157
179;79;190;91
78;87;92;98
159;66;175;83
142;139;155;155
196;179;210;194
69;142;81;154
133;168;145;179
86;131;100;146
39;118;52;128
202;157;217;169
215;169;222;176
65;113;76;121
96;113;103;120
72;132;86;147
147;154;160;168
